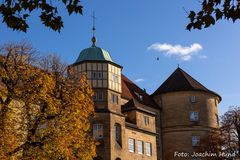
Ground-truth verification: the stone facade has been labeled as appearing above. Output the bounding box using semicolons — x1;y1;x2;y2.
71;42;221;160
153;91;220;160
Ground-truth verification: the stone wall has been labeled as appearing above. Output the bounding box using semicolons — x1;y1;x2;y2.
153;91;220;160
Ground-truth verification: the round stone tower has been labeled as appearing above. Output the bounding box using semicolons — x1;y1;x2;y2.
151;67;221;160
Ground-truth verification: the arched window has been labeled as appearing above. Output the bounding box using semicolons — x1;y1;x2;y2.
115;123;122;146
116;158;121;160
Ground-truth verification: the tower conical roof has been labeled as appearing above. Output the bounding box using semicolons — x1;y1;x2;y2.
152;67;221;100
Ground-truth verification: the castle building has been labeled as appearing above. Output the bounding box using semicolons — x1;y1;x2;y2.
70;34;221;160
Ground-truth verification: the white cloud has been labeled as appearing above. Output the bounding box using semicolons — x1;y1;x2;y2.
147;43;203;61
199;55;208;59
134;78;144;83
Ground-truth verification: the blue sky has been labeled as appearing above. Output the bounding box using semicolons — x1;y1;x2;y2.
0;0;239;115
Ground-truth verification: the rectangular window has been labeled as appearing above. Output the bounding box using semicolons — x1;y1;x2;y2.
137;140;144;154
146;142;152;156
92;71;97;79
192;136;200;146
92;71;102;79
144;116;150;126
128;138;135;153
112;94;118;104
190;95;196;103
93;124;103;139
113;74;118;83
98;72;103;79
190;111;199;122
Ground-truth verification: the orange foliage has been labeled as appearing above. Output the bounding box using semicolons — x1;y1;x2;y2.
0;42;96;159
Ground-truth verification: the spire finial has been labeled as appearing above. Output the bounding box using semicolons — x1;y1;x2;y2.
177;64;180;68
91;11;97;46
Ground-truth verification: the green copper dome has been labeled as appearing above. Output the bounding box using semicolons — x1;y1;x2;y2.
75;46;113;63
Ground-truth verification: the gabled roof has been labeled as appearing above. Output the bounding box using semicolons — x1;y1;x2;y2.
121;74;159;109
152;67;221;101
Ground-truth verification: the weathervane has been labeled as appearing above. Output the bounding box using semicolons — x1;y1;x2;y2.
91;11;97;46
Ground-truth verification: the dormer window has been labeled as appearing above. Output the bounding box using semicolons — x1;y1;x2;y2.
134;91;143;101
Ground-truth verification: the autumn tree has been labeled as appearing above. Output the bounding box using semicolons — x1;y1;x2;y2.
187;0;240;30
198;106;240;160
0;42;96;159
221;106;240;158
0;0;83;32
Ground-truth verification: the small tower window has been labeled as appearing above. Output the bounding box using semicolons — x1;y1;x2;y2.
113;74;118;83
92;71;97;79
112;94;118;104
190;95;196;103
98;72;103;79
92;71;103;79
192;136;200;146
190;111;199;122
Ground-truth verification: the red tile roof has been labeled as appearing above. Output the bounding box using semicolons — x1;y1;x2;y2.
121;74;158;109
